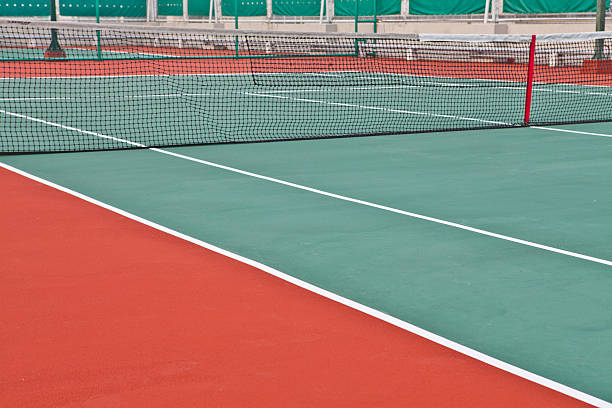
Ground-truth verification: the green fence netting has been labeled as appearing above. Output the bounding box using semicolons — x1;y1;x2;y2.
335;0;399;16
221;0;266;16
188;0;212;15
504;0;610;13
158;0;182;15
59;0;146;17
0;1;49;16
409;0;483;15
273;0;321;15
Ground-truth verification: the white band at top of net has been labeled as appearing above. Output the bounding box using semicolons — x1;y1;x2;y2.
1;19;612;44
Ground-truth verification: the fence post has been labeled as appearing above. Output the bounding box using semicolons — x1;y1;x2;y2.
147;0;158;22
401;0;408;19
326;0;334;23
595;0;606;59
215;0;222;22
267;0;273;21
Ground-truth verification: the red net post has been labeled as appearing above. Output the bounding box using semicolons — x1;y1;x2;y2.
523;34;536;124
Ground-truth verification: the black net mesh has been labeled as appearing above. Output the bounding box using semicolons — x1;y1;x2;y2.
1;22;611;153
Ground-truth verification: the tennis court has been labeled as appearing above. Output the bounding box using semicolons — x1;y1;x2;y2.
1;22;611;407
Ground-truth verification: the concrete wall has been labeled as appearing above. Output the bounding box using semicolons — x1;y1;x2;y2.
159;19;612;35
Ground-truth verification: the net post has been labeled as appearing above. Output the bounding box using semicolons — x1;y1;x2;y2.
373;0;377;33
96;0;102;61
235;0;239;28
45;0;66;59
354;0;359;55
234;0;239;57
594;0;606;59
354;0;359;33
523;34;536;125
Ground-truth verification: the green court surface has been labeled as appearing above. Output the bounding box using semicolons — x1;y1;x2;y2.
2;122;611;403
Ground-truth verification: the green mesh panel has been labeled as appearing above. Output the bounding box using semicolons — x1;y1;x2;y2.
504;0;610;13
59;0;146;17
221;0;266;16
409;0;483;15
0;1;49;16
334;0;400;16
273;0;321;16
188;0;212;15
158;0;182;15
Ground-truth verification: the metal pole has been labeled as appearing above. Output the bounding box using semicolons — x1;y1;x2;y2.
235;0;239;57
235;0;239;28
319;0;325;23
373;0;377;33
50;0;57;21
45;0;65;58
326;0;334;23
354;0;359;55
595;0;606;59
354;0;358;33
96;0;102;60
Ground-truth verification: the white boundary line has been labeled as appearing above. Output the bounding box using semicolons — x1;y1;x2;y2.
534;126;612;139
0;160;609;408
0;72;351;80
243;92;510;126
0;93;213;102
1;108;611;270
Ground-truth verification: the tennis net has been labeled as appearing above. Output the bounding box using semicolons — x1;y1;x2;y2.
1;21;612;153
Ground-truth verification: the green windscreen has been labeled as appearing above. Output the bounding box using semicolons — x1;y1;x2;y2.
158;0;183;15
409;0;483;15
334;0;400;16
504;0;610;13
221;0;266;16
188;0;212;16
273;0;321;16
0;1;49;16
59;0;146;17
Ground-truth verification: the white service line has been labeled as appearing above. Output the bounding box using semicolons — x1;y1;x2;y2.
0;109;145;148
0;92;213;102
0;160;610;408
244;91;509;126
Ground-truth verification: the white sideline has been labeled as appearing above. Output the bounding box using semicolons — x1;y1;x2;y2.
1;108;611;270
1;160;610;408
535;126;612;139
